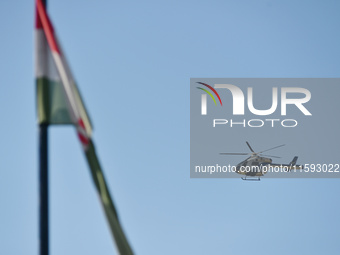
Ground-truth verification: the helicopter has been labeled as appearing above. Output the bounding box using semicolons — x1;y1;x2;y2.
220;142;304;181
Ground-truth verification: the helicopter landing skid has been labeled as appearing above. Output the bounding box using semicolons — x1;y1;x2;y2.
241;176;261;181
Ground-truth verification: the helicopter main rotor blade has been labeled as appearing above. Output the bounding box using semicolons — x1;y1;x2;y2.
260;154;281;158
246;141;255;153
220;153;250;155
258;144;285;154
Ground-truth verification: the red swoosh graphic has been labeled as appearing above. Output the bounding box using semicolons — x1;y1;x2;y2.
197;82;223;106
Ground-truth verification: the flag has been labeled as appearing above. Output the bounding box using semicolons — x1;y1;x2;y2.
35;4;91;128
35;0;134;254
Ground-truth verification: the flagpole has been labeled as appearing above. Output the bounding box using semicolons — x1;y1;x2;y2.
39;123;49;255
38;2;48;255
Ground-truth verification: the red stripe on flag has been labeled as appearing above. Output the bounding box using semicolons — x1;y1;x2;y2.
78;119;86;130
78;131;89;146
77;119;89;146
35;4;43;29
36;0;60;53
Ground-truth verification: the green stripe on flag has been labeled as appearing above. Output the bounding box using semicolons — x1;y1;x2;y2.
85;140;134;255
36;77;73;124
36;77;50;124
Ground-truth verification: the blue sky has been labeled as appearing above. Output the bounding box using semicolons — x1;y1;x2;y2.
1;0;340;254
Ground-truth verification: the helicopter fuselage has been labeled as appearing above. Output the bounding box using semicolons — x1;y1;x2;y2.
235;156;272;176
